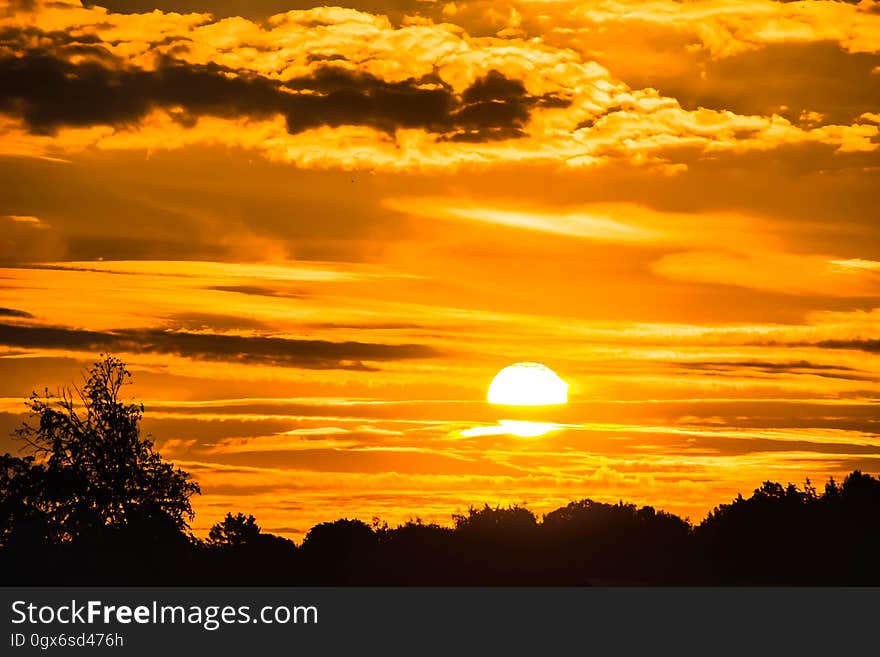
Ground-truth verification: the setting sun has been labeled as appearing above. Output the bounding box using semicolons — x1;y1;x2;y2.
487;363;569;406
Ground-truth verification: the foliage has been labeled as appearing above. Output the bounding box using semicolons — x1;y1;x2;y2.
1;355;199;546
208;512;261;548
453;503;538;533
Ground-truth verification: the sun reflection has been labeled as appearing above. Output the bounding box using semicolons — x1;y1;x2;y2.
460;420;562;438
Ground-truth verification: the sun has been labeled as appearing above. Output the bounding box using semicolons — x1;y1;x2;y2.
487;362;569;406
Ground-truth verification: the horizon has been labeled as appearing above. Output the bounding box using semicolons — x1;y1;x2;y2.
1;0;879;542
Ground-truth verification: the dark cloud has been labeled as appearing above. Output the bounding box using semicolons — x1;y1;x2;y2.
281;66;568;139
758;339;880;355
206;285;307;299
0;52;284;133
629;42;880;125
0;321;440;369
0;307;33;318
443;70;570;142
813;339;880;353
0;26;105;48
2;0;39;13
281;66;456;134
0;35;569;141
62;235;228;262
669;359;874;382
680;434;880;458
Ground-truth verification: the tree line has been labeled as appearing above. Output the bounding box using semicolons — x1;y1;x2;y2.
2;356;879;585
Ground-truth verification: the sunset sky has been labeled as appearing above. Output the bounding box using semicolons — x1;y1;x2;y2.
1;0;879;538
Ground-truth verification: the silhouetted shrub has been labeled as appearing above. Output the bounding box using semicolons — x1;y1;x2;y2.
299;519;378;584
377;520;455;584
202;513;297;585
208;512;261;548
542;500;691;583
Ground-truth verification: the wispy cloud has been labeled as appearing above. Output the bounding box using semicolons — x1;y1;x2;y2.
3;214;48;229
0;321;440;369
0;307;33;318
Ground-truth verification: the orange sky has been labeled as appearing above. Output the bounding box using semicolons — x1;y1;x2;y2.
1;0;879;538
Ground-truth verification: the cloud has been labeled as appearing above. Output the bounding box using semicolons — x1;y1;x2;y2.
0;5;876;170
0;321;440;369
0;46;568;141
206;285;307;299
385;198;661;241
3;214;48;228
539;0;880;58
85;0;430;24
158;312;270;332
667;359;874;382
0;307;32;318
830;258;880;272
812;339;880;354
617;42;880;126
34;259;374;282
651;250;880;296
384;198;880;299
676;433;880;458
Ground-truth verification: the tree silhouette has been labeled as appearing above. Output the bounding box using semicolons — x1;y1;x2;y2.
0;453;49;550
208;512;261;548
1;355;199;547
376;519;455;584
299;519;378;584
302;518;377;553
693;473;880;584
452;503;538;534
542;500;691;583
450;505;540;583
203;512;297;584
